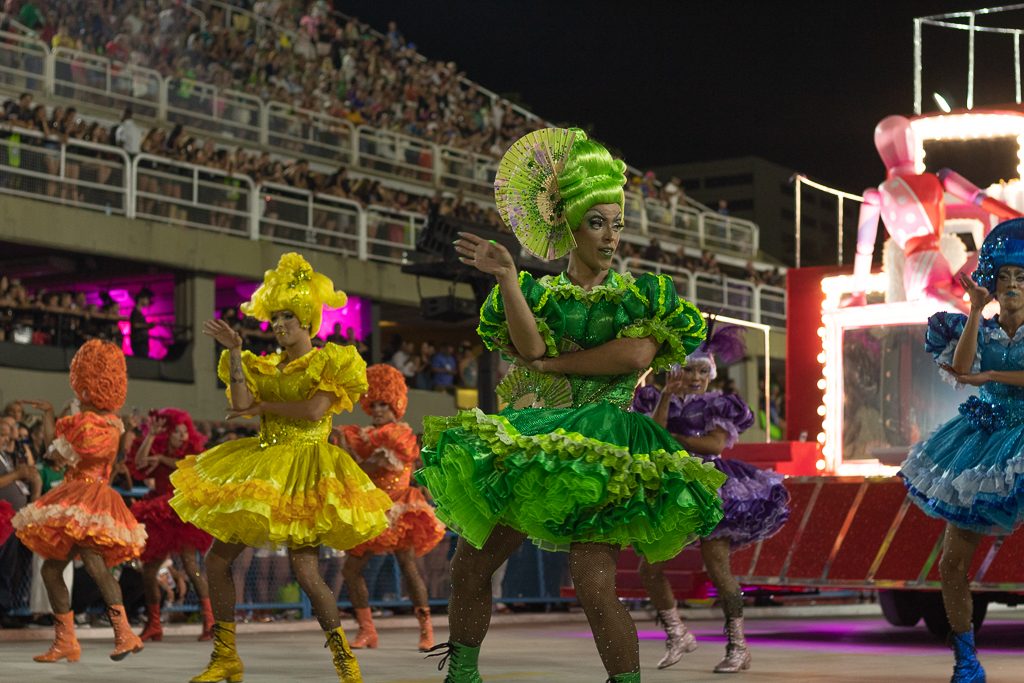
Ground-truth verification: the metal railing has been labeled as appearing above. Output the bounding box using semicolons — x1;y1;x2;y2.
0;125;130;214
52;48;162;120
617;256;785;326
132;153;257;237
0;36;763;259
0;132;784;326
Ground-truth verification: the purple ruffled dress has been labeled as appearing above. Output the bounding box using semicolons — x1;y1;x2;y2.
632;386;791;548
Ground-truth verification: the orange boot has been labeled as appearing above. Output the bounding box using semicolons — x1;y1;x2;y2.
139;602;163;642
108;605;144;661
33;611;81;663
350;607;378;649
415;606;434;651
198;597;216;641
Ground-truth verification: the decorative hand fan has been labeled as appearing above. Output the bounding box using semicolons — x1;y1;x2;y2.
494;127;578;261
496;366;574;410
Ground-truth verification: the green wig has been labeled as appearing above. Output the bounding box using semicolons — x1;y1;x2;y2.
556;128;627;230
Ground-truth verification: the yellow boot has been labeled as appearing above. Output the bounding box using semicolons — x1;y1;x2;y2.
325;627;363;682
190;621;244;683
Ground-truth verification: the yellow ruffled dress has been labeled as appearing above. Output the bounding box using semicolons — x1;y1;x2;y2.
169;344;392;550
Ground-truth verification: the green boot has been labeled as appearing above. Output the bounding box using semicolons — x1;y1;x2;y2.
607;672;641;683
424;641;483;683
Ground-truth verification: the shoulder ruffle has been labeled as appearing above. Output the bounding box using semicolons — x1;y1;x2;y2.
673;392;754;449
617;273;707;372
55;412;122;460
477;271;563;357
303;344;369;416
925;312;981;388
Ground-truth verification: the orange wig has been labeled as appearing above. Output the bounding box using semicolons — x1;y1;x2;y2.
69;340;128;412
360;364;408;419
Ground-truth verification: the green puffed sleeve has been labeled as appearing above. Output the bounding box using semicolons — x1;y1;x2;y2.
476;271;564;357
617;272;706;371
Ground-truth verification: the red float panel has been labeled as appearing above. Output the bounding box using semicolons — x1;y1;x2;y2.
828;480;910;581
747;480;819;579
873;503;946;582
976;529;1024;584
785;482;862;579
730;543;757;577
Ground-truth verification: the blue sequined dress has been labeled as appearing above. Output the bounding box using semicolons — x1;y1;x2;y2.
899;312;1024;534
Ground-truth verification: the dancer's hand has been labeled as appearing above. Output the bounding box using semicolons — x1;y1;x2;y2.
959;274;991;312
940;364;991;386
203;319;243;349
454;232;515;279
226;402;263;420
663;367;687;396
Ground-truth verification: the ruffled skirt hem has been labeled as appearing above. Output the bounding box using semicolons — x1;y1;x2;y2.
349;488;446;557
131;493;213;561
900;416;1024;535
0;499;14;546
168;438;393;550
416;405;726;563
13;501;147;567
704;457;791;548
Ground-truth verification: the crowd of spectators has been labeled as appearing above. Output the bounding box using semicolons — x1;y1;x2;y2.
387;337;480;392
620;239;784;289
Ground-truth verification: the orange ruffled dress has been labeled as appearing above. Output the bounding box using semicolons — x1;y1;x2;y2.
13;412;147;567
169;344;392;550
341;422;446;557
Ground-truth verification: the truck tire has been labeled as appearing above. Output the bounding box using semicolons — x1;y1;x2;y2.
921;593;988;639
878;589;921;627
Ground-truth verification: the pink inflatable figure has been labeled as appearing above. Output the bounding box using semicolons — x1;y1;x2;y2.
849;115;1021;306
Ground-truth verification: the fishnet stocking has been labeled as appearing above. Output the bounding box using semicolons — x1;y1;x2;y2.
290;546;341;631
180;546;211;599
205;540;246;621
569;543;638;677
41;559;72;614
80;547;123;606
939;524;984;633
395;549;430;608
341;552;372;609
448;525;526;647
637;559;675;611
701;538;743;619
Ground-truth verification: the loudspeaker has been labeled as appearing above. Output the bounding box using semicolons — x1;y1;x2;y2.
421;295;478;322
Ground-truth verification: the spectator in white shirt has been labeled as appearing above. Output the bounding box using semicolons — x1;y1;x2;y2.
114;107;141;156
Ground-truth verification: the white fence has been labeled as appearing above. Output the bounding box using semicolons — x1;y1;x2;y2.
0;34;762;259
0;127;785;326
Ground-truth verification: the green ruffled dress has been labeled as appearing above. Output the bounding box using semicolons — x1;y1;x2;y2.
415;270;726;562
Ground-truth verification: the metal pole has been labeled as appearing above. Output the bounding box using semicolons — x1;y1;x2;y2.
968;13;976;109
1016;32;1022;104
914;19;923;114
795;176;802;268
837;197;844;266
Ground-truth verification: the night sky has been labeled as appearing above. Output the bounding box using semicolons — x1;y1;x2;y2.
335;0;1024;193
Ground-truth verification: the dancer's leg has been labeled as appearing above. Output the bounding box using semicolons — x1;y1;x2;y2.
41;558;72;614
141;559;163;605
181;546;210;599
79;548;123;606
289;546;341;631
637;559;675;611
701;539;743;619
569;542;638;677
939;524;984;633
395;548;429;608
341;552;372;609
448;525;525;647
205;541;246;622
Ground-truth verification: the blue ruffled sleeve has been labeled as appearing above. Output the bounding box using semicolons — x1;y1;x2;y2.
925;312;979;388
477;271;564;357
618;273;707;372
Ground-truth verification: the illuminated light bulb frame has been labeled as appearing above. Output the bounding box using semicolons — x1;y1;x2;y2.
909;111;1024;179
818;273;960;476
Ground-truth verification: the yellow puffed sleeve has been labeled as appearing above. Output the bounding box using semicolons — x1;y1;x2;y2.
304;343;369;415
216;349;261;404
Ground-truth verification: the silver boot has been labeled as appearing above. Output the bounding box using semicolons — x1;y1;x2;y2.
655;607;697;669
713;617;751;673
